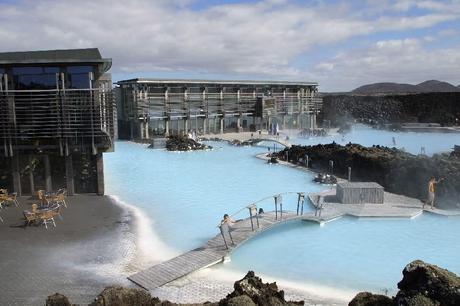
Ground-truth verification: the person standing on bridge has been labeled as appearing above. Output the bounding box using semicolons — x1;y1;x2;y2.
221;214;235;227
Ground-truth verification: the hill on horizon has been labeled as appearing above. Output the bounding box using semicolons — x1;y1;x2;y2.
351;80;460;95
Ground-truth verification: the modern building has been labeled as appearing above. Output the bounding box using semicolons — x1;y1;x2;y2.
115;79;322;139
0;48;114;195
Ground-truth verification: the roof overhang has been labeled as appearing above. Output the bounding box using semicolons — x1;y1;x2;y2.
0;48;112;73
117;78;318;87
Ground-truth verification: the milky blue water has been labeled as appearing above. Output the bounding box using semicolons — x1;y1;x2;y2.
104;125;460;296
225;215;460;294
105;141;324;252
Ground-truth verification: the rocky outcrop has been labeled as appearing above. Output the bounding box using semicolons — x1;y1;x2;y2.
165;135;211;151
321;92;460;126
46;272;302;306
89;286;161;306
350;260;460;306
219;271;303;306
45;293;72;306
348;292;393;306
395;260;460;306
278;143;460;208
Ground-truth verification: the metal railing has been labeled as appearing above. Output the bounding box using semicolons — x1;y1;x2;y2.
0;87;114;155
217;191;308;249
129;91;322;120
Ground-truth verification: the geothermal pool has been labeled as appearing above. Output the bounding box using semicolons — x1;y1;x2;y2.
104;125;460;296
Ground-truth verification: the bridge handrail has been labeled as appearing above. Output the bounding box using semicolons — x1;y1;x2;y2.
217;191;305;228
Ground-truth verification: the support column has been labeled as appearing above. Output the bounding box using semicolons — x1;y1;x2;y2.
139;121;144;139
237;117;241;132
203;117;208;134
220;117;224;134
184;119;189;134
165;119;170;136
296;114;301;129
44;155;52;193
145;120;149;139
282;115;286;130
65;155;75;196
130;121;134;140
28;155;35;195
96;153;104;196
12;154;22;196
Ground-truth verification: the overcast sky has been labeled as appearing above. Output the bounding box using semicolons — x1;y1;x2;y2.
1;0;459;91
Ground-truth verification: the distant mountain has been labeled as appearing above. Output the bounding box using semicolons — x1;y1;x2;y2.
416;80;460;92
351;80;460;95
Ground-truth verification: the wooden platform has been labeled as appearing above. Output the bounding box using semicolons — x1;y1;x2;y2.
128;210;306;290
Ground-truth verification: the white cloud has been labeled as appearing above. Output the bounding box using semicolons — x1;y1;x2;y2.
0;0;459;91
313;38;460;91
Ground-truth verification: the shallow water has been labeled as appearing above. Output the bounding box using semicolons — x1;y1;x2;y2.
104;125;460;296
224;214;460;294
105;141;323;253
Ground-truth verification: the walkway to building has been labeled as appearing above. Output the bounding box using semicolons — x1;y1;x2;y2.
201;131;292;148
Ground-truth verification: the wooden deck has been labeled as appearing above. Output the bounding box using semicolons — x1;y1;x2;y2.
128;210;306;290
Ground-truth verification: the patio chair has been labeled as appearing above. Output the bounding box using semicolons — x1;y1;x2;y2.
0;192;19;207
39;209;56;229
50;189;67;208
23;204;40;226
48;202;63;220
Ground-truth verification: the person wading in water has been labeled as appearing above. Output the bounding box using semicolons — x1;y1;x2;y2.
423;176;444;209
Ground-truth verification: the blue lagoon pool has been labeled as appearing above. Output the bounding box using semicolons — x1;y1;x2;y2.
104;125;460;296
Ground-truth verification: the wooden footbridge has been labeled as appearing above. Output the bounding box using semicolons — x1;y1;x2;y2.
128;192;311;290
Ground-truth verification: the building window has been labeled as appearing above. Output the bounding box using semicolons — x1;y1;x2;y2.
66;65;94;89
12;66;59;90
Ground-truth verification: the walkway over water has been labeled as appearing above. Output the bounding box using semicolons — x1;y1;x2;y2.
252;138;291;148
128;192;307;290
128;189;460;291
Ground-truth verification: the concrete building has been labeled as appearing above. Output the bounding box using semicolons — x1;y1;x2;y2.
0;48;114;195
115;79;322;139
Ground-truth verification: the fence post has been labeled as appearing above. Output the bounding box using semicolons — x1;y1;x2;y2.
348;167;352;181
219;225;229;250
297;192;305;215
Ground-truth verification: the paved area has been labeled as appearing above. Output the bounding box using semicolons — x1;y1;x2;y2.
0;195;135;305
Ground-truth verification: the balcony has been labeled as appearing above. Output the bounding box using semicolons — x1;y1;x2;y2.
0;88;114;155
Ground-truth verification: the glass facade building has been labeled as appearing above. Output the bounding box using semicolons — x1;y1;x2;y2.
0;48;114;195
115;79;322;139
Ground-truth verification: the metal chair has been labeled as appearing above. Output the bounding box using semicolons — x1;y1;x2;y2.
23;204;40;226
47;189;67;208
1;192;19;207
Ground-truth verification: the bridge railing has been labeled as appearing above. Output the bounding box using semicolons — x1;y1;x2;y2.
218;191;308;249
